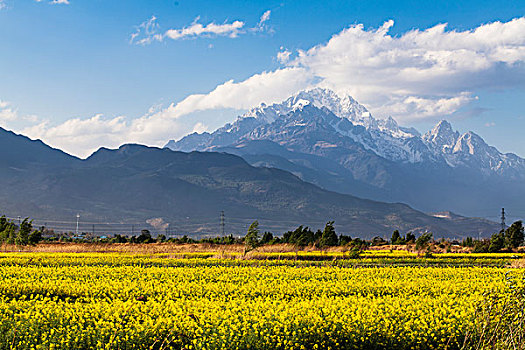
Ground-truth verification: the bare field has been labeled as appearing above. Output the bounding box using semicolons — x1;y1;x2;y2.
0;241;511;255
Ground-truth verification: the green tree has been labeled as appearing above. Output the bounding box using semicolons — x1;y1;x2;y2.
504;221;524;249
462;237;474;247
0;216;16;244
136;230;153;243
0;216;9;232
473;239;489;253
372;236;388;246
260;231;274;245
0;225;15;244
391;230;401;245
319;221;338;247
244;220;260;255
489;231;505;252
110;234;128;243
28;229;43;245
15;218;32;245
415;232;433;252
405;232;416;243
283;226;315;246
338;234;352;246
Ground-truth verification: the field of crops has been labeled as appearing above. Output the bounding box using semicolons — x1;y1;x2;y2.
0;252;524;350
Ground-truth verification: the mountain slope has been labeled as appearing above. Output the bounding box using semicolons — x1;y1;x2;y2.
0;127;79;169
165;88;525;219
0;131;498;237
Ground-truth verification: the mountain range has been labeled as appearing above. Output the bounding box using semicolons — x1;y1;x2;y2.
166;88;525;221
0;126;498;238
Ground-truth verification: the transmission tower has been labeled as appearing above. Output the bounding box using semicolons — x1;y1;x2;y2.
220;211;225;236
501;208;506;232
76;213;80;236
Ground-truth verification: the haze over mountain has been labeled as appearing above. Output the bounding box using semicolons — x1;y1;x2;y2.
0;126;498;238
166;88;525;220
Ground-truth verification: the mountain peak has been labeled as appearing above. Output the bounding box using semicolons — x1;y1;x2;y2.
240;87;375;130
293;87;341;105
294;88;372;126
0;126;79;167
433;120;454;135
452;131;489;155
423;120;459;149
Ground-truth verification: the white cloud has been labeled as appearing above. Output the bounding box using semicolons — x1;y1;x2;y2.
165;18;244;40
35;0;69;4
9;18;525;157
287;18;525;121
21;115;128;156
485;122;496;127
160;67;312;115
132;17;525;126
130;16;162;45
276;48;291;64
131;10;272;45
253;10;271;32
0;101;17;122
385;93;477;120
131;16;245;44
16;67;312;157
0;0;6;10
259;10;271;25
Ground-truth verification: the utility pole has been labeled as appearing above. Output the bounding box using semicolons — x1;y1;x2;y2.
132;225;134;236
76;214;80;236
92;224;95;237
501;208;506;232
220;211;225;236
17;216;21;227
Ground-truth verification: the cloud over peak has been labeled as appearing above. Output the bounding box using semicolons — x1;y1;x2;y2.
8;17;525;157
288;18;525;120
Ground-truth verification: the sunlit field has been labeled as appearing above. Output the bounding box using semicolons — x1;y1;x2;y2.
0;250;524;350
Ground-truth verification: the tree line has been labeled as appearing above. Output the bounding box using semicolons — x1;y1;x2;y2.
1;213;523;252
462;221;524;253
0;216;42;245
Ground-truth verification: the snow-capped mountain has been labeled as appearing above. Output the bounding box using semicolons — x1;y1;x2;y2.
422;120;525;178
165;88;525;218
168;87;524;175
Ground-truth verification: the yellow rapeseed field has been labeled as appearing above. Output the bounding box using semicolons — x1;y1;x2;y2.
0;253;522;350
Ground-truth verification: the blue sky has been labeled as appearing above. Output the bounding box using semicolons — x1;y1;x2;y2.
0;0;524;157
